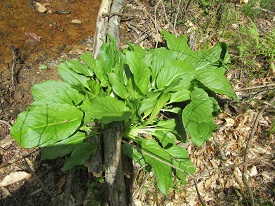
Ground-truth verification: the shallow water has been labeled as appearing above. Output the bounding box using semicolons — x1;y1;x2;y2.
0;0;100;69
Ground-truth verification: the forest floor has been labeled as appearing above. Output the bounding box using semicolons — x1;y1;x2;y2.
0;0;275;205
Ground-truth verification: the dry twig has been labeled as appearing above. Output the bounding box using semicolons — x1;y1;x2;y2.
24;158;56;199
194;179;206;206
235;83;275;91
102;12;136;19
213;136;227;161
0;120;12;129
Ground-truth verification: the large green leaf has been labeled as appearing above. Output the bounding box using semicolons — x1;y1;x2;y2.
166;144;195;183
97;35;123;77
122;144;146;167
41;132;87;160
80;52;96;71
89;96;132;124
161;30;192;55
146;93;171;124
125;77;144;100
187;42;229;70
153;131;177;148
156;60;195;89
182;88;217;146
57;62;91;91
11;103;83;148
169;89;191;103
79;97;94;125
31;80;84;106
65;59;93;76
156;119;177;129
166;145;188;159
141;139;172;194
144;48;179;82
196;67;237;99
108;73;129;99
62;142;97;171
172;159;196;182
126;51;151;95
139;92;161;118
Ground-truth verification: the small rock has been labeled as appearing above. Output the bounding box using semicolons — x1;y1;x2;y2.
36;2;47;13
71;19;82;24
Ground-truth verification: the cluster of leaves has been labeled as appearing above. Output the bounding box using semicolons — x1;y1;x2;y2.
11;30;236;194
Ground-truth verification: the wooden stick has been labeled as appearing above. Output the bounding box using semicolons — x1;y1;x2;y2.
93;0;112;59
213;136;227;161
235;83;275;91
102;12;136;19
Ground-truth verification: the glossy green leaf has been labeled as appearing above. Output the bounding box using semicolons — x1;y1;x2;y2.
32;80;84;105
196;67;237;99
122;144;146;167
98;35;119;74
41;132;87;160
80;52;96;70
65;59;93;76
166;145;188;159
11;103;83;148
144;48;179;82
139;92;161;117
62;142;97;171
169;89;191;103
154;131;177;148
182;88;217;146
156;119;177;129
146;93;171;124
126;77;143;99
156;60;195;89
172;159;195;181
89;96;132;124
161;30;192;55
187;42;229;70
79;97;94;125
57;62;91;91
141;139;172;194
126;51;151;95
108;73;129;99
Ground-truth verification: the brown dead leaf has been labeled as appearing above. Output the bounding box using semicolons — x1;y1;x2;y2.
57;176;66;193
0;135;14;148
25;32;42;45
0;171;32;186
